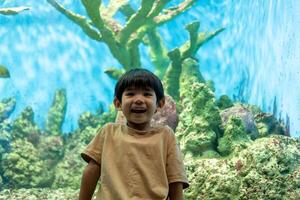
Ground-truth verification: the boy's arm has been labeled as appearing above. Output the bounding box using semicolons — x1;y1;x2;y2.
79;159;101;200
169;182;183;200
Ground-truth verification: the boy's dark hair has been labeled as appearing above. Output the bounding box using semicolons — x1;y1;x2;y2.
114;68;164;103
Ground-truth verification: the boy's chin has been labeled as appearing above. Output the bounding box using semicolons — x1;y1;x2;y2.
129;120;148;125
127;119;151;125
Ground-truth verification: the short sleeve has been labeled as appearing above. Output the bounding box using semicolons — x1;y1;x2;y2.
81;126;105;165
166;129;189;189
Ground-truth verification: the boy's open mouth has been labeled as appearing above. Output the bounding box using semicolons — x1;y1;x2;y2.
131;108;147;113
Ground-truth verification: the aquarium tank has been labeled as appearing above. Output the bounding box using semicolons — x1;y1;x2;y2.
0;0;299;199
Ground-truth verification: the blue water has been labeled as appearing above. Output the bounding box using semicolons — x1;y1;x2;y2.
0;0;299;137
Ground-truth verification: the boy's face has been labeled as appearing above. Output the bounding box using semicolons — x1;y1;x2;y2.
114;86;164;131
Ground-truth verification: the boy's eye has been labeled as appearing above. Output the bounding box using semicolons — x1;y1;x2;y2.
125;92;134;96
144;92;153;96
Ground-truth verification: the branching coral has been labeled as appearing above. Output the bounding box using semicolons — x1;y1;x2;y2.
163;22;224;101
46;0;224;89
47;0;197;72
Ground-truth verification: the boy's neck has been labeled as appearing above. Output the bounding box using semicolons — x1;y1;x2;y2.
126;121;152;132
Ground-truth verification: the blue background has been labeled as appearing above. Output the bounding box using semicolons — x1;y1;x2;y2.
0;0;299;137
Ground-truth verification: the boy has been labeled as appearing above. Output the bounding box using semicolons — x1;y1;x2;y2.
79;68;189;200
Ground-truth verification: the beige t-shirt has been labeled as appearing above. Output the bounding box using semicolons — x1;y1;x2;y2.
81;123;189;200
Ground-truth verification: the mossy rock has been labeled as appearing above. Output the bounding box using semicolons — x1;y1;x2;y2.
184;135;300;200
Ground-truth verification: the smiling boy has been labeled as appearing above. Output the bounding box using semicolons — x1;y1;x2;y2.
79;68;189;200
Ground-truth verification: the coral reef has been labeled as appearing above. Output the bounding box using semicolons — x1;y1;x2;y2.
0;1;298;200
45;89;67;135
0;82;298;198
184;135;300;200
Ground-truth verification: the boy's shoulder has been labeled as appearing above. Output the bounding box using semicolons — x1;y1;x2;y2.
100;122;122;131
151;123;174;134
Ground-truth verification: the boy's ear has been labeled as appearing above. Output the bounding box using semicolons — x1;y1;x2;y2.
113;97;122;111
156;97;165;112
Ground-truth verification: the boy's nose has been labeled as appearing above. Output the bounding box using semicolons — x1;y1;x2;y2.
133;94;144;103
